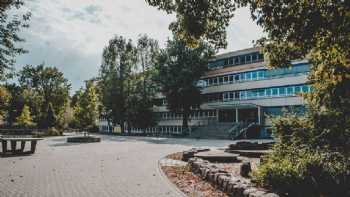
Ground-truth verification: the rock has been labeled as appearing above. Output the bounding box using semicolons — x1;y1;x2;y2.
262;193;280;197
240;162;252;177
249;190;267;197
243;188;258;196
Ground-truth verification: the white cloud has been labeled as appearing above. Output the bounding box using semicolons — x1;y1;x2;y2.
15;0;263;92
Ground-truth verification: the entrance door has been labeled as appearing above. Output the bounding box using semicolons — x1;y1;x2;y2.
239;108;258;123
218;109;235;122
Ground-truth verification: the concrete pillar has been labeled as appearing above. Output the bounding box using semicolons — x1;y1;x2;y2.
235;108;239;123
258;106;261;124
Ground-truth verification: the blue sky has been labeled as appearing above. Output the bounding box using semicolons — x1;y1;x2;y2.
15;0;263;92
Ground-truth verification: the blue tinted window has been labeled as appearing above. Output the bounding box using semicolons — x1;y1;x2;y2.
240;91;246;99
245;72;252;80
272;88;278;96
279;87;286;95
295;86;301;94
287;87;294;95
302;85;309;93
258;90;265;97
252;72;257;80
265;89;271;97
258;71;265;79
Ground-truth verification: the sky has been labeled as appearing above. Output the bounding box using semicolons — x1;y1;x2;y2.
15;0;263;92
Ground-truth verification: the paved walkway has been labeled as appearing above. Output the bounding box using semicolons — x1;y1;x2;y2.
0;135;233;197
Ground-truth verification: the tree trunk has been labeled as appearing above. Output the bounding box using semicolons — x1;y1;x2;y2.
182;109;190;136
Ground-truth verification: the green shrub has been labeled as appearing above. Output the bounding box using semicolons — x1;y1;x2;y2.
253;144;350;197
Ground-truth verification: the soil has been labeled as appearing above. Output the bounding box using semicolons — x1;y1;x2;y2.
161;165;229;197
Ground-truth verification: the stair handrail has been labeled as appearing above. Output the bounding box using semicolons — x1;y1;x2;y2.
230;122;257;140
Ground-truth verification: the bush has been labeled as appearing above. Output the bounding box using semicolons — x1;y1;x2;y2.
252;144;350;197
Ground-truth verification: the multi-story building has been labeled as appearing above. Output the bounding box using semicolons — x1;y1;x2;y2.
99;47;310;139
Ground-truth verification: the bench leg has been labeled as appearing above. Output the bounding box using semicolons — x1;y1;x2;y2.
30;141;37;154
1;141;7;155
11;141;17;154
20;141;26;152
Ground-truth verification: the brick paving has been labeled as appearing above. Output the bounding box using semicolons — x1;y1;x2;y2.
0;135;233;197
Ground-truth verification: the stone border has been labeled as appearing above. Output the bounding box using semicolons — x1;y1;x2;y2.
157;159;188;197
188;157;280;197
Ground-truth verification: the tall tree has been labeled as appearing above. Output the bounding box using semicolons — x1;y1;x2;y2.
154;36;213;134
127;35;160;133
0;0;31;79
18;64;71;128
99;35;137;133
73;81;99;130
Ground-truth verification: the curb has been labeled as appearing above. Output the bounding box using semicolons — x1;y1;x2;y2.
157;158;188;197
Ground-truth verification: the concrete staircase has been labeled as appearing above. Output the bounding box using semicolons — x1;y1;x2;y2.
189;122;236;139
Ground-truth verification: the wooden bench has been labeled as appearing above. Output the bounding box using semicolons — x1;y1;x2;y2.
0;137;43;156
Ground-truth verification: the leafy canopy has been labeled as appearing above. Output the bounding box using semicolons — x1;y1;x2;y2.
154;36;214;130
0;0;31;79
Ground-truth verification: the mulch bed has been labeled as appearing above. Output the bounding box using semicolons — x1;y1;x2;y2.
161;165;228;197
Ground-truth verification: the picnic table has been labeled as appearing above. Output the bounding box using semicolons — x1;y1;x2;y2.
0;137;43;156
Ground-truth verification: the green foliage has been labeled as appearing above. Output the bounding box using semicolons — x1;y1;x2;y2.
0;85;10;121
0;0;31;79
15;105;35;128
18;64;71;128
73;81;99;129
99;35;137;133
253;144;350;197
154;36;214;132
146;0;235;49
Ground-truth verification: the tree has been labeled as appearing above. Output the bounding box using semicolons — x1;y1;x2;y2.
154;36;214;134
15;104;34;128
73;81;99;130
18;64;71;128
148;1;350;196
0;0;31;79
99;35;137;133
146;0;235;49
0;85;10;123
127;35;160;133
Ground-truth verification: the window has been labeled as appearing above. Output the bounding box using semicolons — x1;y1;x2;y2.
245;72;252;81
287;86;294;95
252;71;257;80
235;92;240;99
234;57;240;65
235;74;240;81
240;91;247;100
208;78;213;86
258;71;265;79
223;92;229;101
302;85;309;93
229;58;234;65
266;88;271;97
223;76;229;83
229;75;234;83
252;53;258;62
295;86;301;94
279;87;286;96
213;77;218;84
240;56;246;64
246;55;252;63
258;89;265;97
218;77;223;84
272;88;278;96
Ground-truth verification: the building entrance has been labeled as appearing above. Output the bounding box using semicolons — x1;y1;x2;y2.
218;109;236;122
239;108;258;123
